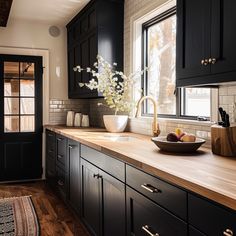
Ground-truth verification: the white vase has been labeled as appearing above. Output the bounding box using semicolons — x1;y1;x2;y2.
103;115;128;133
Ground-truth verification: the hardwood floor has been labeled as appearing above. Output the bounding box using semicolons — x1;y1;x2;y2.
0;181;89;236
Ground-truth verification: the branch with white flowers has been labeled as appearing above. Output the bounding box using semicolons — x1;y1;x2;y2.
73;55;148;115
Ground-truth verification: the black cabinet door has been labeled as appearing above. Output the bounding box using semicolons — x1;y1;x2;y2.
68;139;80;214
211;0;236;75
176;0;211;80
100;170;125;236
127;187;187;236
81;159;101;236
189;194;236;236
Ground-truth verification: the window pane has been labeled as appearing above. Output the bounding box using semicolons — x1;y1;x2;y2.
183;88;211;117
20;116;35;132
20;62;34;79
20;80;35;96
4;98;19;114
5;116;19;132
4;79;19;96
4;62;19;79
146;14;176;115
20;98;35;114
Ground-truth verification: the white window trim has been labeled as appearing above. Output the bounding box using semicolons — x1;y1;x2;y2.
130;0;218;123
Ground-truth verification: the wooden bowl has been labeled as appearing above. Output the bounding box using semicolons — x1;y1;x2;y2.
151;136;206;153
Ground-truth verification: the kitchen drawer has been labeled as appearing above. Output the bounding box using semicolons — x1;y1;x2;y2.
189;194;236;236
46;130;55;146
81;144;125;181
46;130;55;155
46;155;56;176
127;186;187;236
126;164;187;220
56;166;67;198
56;134;67;169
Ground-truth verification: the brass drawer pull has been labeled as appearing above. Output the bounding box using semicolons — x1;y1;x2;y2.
141;184;161;193
142;225;159;236
201;59;209;66
211;58;217;64
223;229;234;236
57;180;64;186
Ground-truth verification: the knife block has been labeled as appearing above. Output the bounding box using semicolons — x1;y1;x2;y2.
211;125;236;157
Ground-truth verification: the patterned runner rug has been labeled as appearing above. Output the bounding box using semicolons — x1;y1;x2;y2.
0;196;39;236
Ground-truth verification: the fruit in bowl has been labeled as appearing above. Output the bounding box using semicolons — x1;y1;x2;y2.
166;128;196;142
180;133;196;142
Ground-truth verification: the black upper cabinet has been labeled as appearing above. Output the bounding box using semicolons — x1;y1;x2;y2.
67;0;124;98
176;0;236;87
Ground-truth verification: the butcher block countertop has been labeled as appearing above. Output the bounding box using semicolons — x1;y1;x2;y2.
45;125;236;211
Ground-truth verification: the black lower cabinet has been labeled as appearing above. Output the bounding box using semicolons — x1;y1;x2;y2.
126;186;187;236
189;226;206;236
188;194;236;236
68;139;80;214
81;158;125;236
46;130;56;186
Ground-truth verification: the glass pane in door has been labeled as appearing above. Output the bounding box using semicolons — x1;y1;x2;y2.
20;98;35;114
20;116;35;132
20;80;34;96
4;98;19;114
4;79;19;96
4;62;19;79
20;62;34;79
4;116;19;132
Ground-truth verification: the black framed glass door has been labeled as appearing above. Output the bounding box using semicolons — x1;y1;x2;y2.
0;54;43;181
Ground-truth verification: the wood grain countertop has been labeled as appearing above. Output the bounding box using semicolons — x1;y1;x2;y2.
45;125;236;211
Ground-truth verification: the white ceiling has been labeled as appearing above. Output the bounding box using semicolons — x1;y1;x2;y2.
9;0;90;26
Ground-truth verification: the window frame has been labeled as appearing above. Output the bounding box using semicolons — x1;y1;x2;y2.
141;7;211;121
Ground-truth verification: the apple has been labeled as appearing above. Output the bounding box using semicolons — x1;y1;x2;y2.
180;133;196;142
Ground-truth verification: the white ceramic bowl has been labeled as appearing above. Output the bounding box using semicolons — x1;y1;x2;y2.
103;115;128;133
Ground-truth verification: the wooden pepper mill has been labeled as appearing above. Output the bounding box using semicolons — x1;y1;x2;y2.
211;125;236;157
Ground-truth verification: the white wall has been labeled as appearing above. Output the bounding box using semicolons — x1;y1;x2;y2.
0;18;68;99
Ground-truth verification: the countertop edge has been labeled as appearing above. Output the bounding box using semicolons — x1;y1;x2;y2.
45;125;236;212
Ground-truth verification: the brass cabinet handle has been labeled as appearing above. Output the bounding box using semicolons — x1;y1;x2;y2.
211;58;217;64
68;145;75;149
57;180;64;186
57;137;63;141
201;59;209;66
141;184;161;193
223;229;234;236
142;225;159;236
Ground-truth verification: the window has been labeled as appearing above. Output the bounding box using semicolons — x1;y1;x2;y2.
4;61;35;132
142;8;211;119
